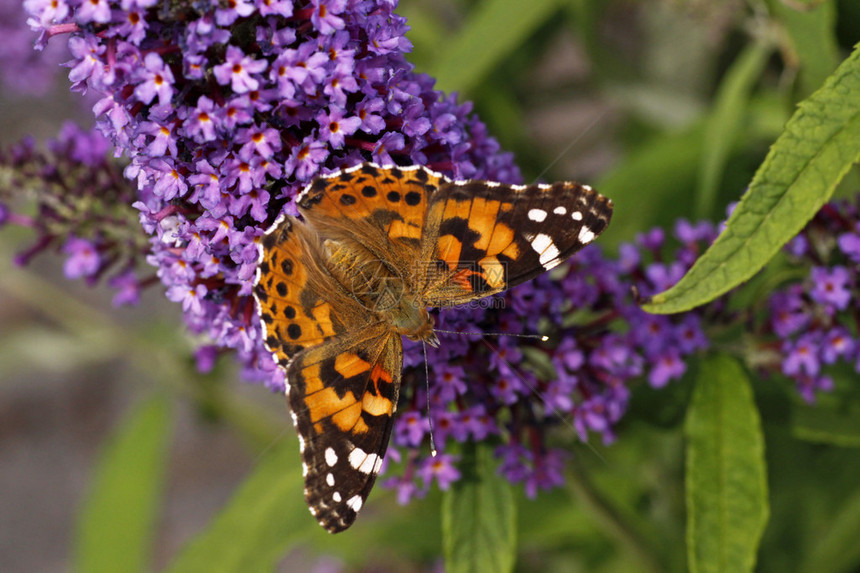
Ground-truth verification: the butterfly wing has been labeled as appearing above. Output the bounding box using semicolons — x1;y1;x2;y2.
254;214;380;366
419;180;613;306
296;163;448;286
287;330;402;532
254;207;404;533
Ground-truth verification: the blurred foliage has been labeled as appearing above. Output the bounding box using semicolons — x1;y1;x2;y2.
4;0;860;572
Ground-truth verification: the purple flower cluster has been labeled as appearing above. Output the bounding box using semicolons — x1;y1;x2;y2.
23;0;519;386
0;122;150;306
382;220;716;502
762;202;860;402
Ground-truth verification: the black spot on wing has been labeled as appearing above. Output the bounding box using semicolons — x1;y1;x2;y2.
360;164;379;177
405;191;421;206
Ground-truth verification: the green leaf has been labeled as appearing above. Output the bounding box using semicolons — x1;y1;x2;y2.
429;0;560;95
165;442;308;573
644;42;860;314
685;354;768;573
74;394;173;573
799;487;860;573
695;40;774;219
442;442;516;573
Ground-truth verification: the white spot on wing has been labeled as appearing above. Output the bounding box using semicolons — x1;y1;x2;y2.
529;233;560;269
332;491;342;502
485;181;500;187
349;447;381;474
528;208;547;222
579;226;596;244
553;206;567;215
571;211;583;221
325;447;338;467
529;233;552;254
326;473;335;486
346;495;363;512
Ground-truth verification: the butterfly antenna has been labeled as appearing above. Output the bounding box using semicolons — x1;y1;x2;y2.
422;341;437;457
435;329;549;342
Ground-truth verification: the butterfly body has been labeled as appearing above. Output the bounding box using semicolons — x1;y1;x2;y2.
253;163;612;532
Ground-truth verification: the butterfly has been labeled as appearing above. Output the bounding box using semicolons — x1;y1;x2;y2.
253;163;612;532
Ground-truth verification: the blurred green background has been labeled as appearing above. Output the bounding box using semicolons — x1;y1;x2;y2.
2;1;860;572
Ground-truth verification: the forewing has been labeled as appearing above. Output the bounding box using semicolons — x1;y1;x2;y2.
287;329;403;532
296;163;448;287
419;180;613;306
254;214;376;367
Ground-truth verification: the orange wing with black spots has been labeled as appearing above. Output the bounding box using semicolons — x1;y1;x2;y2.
418;179;613;306
286;329;402;533
254;215;370;367
296;163;449;289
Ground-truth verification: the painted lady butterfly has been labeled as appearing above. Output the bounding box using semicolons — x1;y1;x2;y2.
253;163;612;532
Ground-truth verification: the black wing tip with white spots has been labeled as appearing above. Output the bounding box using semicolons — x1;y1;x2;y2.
284;339;399;534
515;181;612;279
302;439;385;533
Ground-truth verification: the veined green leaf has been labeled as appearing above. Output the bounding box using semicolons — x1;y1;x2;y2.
75;395;173;573
165;442;309;573
685;355;768;573
644;42;860;314
442;442;516;573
